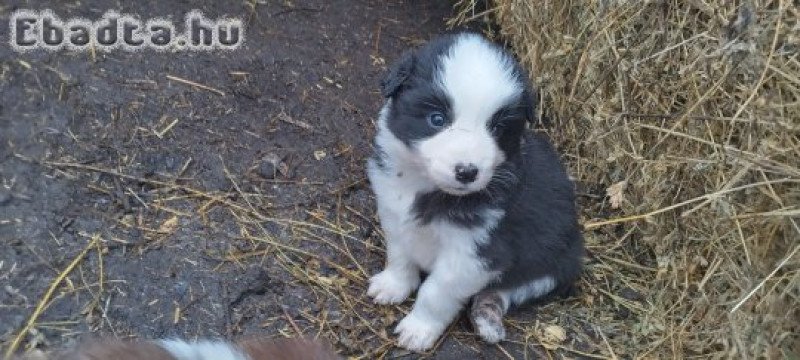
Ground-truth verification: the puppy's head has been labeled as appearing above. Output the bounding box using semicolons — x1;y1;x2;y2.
381;33;536;195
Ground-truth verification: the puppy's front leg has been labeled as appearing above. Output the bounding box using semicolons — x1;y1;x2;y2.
368;213;421;304
394;253;494;351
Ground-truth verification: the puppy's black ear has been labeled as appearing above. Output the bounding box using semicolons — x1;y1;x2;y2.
380;51;415;98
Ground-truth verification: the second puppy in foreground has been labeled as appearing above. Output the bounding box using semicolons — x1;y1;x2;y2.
20;337;339;360
367;32;584;351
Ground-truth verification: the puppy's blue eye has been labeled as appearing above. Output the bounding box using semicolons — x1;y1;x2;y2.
427;112;447;128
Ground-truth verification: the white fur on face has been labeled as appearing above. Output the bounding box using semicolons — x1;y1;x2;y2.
415;34;522;195
157;340;250;360
416;128;503;195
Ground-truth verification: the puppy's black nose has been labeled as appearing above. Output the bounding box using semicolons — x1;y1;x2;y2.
454;164;479;184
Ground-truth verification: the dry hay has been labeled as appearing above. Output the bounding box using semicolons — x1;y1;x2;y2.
454;0;800;358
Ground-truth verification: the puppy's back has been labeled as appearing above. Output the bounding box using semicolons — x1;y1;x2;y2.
480;132;584;295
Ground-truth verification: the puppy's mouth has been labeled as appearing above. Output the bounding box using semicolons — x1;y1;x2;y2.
433;178;492;196
423;165;493;196
438;185;473;196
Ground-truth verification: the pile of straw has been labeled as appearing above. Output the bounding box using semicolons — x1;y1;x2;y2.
455;1;799;357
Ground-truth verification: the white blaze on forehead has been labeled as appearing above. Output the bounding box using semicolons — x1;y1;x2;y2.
437;34;523;129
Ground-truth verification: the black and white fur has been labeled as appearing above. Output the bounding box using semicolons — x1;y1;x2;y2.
366;33;584;351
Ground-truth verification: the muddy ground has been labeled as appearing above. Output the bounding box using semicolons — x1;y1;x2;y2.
0;1;600;359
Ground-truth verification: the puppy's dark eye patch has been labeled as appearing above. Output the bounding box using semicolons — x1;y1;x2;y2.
387;86;454;143
489;104;524;135
490;122;506;135
414;94;450;114
404;91;452;125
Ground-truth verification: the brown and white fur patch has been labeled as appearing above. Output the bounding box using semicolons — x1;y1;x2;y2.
16;337;339;360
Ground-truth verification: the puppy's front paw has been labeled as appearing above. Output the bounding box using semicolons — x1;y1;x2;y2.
367;269;418;304
394;313;445;352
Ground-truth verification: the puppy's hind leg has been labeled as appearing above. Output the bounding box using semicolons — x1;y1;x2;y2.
469;290;509;344
471;276;558;344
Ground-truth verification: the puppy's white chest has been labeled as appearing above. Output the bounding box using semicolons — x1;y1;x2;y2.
368;163;442;270
379;174;420;217
403;225;440;272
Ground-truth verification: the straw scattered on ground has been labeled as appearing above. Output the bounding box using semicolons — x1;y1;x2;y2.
453;0;799;358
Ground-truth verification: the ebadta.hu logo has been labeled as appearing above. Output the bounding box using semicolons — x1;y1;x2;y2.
9;9;244;52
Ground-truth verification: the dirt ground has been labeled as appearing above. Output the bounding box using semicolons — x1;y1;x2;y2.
0;1;599;359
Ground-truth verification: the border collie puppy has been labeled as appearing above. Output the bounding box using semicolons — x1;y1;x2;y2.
366;32;584;351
